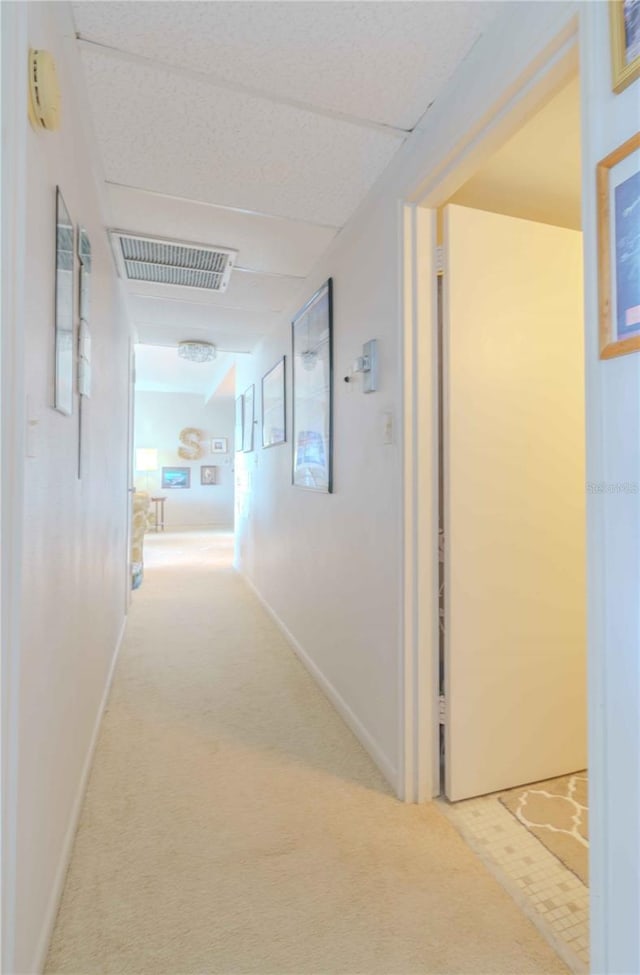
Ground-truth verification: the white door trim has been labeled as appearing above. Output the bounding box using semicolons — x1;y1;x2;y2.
1;3;28;972
399;202;439;802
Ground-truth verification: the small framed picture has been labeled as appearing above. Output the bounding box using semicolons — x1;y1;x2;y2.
201;465;217;485
610;0;640;93
211;437;228;454
161;466;191;489
597;132;640;358
242;384;255;452
262;356;286;448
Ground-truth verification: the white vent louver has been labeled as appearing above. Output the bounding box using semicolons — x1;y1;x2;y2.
110;231;237;293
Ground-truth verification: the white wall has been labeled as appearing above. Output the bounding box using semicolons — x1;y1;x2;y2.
235;194;402;785
233;0;582;795
235;5;640;973
5;4;132;972
3;2;638;974
134;390;235;529
581;5;640;973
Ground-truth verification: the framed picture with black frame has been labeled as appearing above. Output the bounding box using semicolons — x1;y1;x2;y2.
261;356;286;448
291;279;333;492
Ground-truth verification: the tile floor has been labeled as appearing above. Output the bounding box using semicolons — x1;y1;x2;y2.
442;790;589;974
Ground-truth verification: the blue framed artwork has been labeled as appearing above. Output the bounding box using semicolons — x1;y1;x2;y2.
598;132;640;359
161;466;191;489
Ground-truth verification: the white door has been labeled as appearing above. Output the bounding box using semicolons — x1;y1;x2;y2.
443;204;587;801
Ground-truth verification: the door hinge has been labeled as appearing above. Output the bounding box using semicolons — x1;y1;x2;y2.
436;245;445;276
438;694;446;725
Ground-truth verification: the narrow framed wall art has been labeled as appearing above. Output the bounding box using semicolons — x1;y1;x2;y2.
54;188;74;416
597;131;640;359
262;356;286;448
291;279;333;492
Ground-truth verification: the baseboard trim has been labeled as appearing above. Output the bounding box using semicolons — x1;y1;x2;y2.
239;570;398;792
31;615;127;974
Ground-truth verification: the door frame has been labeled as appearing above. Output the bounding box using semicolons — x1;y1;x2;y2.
399;6;615;968
400;17;580;805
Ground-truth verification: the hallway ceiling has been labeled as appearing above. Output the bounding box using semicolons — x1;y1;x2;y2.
72;1;498;354
135;344;236;398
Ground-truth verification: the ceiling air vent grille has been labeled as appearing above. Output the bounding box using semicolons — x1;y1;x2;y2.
110;231;237;293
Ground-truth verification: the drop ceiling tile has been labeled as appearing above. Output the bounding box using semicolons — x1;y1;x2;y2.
128;294;280;336
81;47;404;227
125;265;300;314
107;184;338;278
73;1;498;130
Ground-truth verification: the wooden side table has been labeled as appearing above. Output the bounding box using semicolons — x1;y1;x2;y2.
150;496;167;532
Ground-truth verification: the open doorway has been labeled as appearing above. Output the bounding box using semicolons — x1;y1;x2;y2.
432;74;589;969
129;344;237;587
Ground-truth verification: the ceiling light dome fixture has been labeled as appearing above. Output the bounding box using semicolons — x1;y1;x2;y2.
178;341;217;363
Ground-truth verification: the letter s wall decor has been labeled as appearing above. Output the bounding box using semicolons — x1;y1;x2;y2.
177;427;204;460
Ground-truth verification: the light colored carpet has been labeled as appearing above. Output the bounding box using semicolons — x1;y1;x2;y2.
500;773;589;885
46;531;568;975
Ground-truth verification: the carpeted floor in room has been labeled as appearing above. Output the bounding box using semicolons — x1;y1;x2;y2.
45;530;567;975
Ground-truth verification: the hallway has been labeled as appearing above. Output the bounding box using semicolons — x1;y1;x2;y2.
46;532;567;975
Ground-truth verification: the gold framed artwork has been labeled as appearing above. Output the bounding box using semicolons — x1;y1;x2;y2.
597;131;640;359
610;0;640;93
